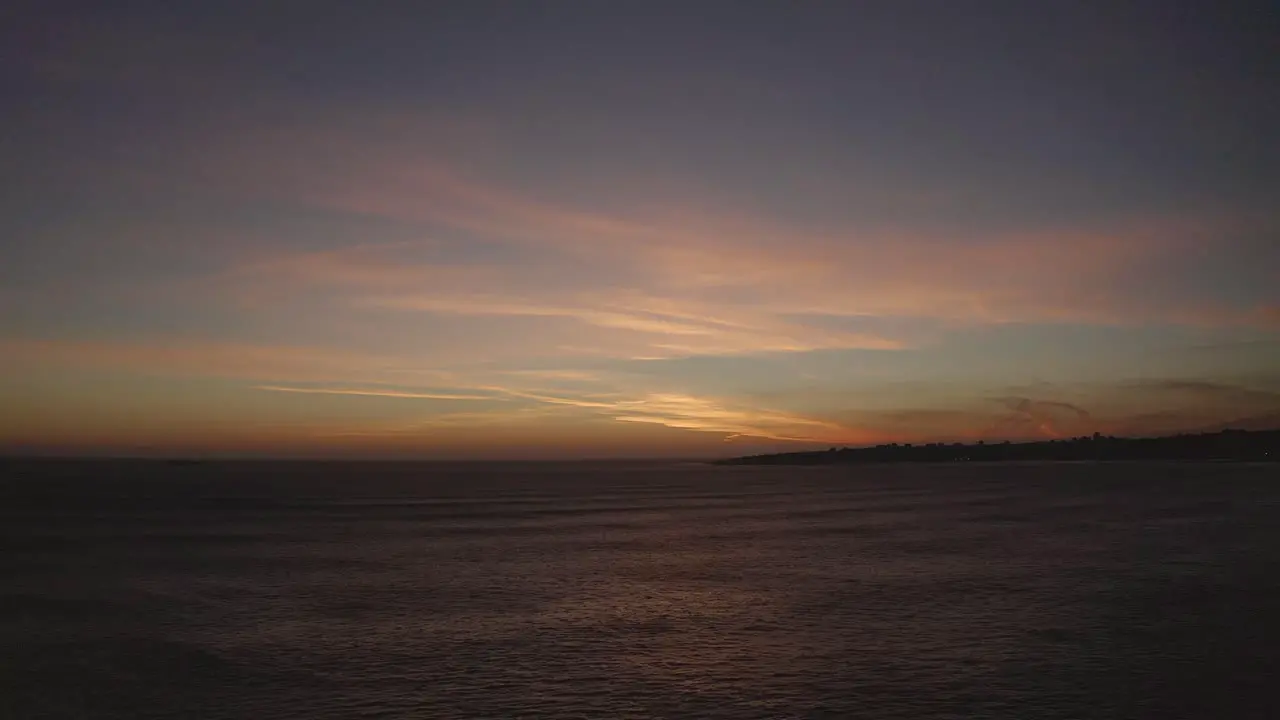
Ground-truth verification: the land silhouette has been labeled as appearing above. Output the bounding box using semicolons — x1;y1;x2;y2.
717;429;1280;465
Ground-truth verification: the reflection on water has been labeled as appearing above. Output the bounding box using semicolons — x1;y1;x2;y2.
2;460;1278;718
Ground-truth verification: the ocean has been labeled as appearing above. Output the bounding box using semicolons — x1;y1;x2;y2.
2;460;1278;719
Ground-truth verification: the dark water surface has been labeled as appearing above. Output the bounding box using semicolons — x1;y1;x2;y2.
3;460;1278;719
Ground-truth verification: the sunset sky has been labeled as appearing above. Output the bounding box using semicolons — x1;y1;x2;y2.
2;2;1278;458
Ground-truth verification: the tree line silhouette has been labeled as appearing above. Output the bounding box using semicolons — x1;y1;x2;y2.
717;429;1280;465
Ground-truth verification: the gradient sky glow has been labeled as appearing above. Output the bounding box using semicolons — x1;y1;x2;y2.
2;1;1278;458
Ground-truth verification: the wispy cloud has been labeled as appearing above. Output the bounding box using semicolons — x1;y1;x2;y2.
364;292;906;356
304;379;885;445
253;385;500;401
490;369;609;382
172;112;1278;384
314;405;575;436
1119;378;1280;410
988;397;1094;439
476;386;624;409
605;392;865;443
0;338;443;385
210;134;1275;350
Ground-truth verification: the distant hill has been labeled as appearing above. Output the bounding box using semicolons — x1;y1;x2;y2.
716;428;1280;465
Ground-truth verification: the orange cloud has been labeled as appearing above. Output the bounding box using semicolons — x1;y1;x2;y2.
606;392;869;443
253;385;500;401
0;338;436;385
294;378;887;446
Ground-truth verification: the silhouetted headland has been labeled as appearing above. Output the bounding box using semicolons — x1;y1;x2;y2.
717;429;1280;465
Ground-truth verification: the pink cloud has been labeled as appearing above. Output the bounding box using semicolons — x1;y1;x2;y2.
195;116;1263;337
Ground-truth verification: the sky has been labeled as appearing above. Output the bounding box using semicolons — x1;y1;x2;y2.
2;1;1278;459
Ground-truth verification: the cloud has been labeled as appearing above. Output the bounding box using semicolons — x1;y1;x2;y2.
364;295;721;336
233;172;1273;342
13;329;1276;452
456;380;903;443
476;387;623;409
246;363;884;445
314;405;576;435
977;378;1280;438
1120;378;1280;410
606;393;843;440
988;396;1094;439
490;369;608;382
355;290;906;357
0;338;439;385
125;110;1269;408
253;385;500;401
187;112;1279;352
220;238;911;359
